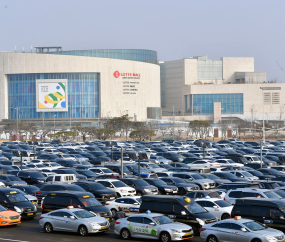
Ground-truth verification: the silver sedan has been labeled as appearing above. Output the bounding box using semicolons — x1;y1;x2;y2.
39;207;110;236
114;213;193;242
200;217;285;242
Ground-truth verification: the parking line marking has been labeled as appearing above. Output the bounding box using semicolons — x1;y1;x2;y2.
0;238;29;242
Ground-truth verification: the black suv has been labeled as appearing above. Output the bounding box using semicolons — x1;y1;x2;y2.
42;191;112;220
17;171;46;185
143;178;179;195
75;181;117;204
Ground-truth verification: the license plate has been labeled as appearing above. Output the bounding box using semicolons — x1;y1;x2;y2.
106;218;110;220
27;213;34;216
110;197;115;199
102;226;108;230
173;191;177;193
32;202;37;204
186;232;192;236
12;220;18;222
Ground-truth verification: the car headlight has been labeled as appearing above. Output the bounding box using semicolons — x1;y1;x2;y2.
145;189;151;192
164;188;172;192
187;187;192;191
262;234;277;242
0;215;7;219
14;206;22;214
204;183;208;186
171;229;182;233
88;222;99;227
196;218;205;226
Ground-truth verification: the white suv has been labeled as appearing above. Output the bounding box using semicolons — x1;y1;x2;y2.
224;188;282;204
96;179;136;197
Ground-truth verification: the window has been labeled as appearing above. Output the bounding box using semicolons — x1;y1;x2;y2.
233;205;250;216
63;212;72;218
196;201;205;207
57;196;73;207
251;206;269;217
195;192;205;198
186;193;196;198
229;191;242;198
174;204;186;215
55;176;61;181
242;192;258;198
130;217;143;223
219;223;231;229
77;183;91;191
143;218;153;224
270;208;282;219
155;202;173;213
205;201;215;207
231;223;243;230
50;211;63;217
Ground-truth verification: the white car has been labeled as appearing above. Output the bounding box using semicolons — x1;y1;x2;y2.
195;198;233;220
215;159;244;167
229;171;259;181
105;196;141;216
188;160;220;169
96;179;136;197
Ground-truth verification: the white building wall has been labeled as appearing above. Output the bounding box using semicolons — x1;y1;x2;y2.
222;57;254;84
0;52;160;121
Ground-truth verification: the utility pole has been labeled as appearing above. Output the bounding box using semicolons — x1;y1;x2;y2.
172;106;175;139
15;108;19;140
120;147;124;178
260;140;263;169
54;115;56;134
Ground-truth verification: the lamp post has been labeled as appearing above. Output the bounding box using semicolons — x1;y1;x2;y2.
172;106;175;139
54;115;56;134
15;108;19;140
260;87;281;144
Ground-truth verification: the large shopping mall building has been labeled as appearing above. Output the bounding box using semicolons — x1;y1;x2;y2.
0;47;284;126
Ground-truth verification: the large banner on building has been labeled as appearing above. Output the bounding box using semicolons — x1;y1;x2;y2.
36;79;68;112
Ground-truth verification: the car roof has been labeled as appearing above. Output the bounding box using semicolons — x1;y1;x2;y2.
96;179;120;182
196;198;226;202
230;188;270;192
215;218;252;223
129;213;163;217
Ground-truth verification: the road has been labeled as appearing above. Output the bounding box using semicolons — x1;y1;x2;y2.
0;213;202;242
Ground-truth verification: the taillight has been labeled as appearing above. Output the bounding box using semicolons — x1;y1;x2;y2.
210;164;214;166
200;228;206;232
115;221;120;224
224;197;225;200
39;216;43;220
37;191;41;194
105;203;109;205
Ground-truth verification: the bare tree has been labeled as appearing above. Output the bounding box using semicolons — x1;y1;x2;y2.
220;123;228;139
279;105;285;121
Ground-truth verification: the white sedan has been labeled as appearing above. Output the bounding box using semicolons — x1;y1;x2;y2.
195;198;233;220
188;160;220;169
215;159;244;167
96;179;136;197
105;196;141;216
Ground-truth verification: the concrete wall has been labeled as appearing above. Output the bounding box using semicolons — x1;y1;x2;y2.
0;52;160;121
222;57;254;84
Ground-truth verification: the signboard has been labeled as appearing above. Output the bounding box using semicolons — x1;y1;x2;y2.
36;79;68;112
263;92;271;105
272;92;280;105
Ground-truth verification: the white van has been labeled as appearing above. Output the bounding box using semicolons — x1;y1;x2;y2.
45;174;77;184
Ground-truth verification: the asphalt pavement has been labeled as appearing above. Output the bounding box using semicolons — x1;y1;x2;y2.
0;213;202;242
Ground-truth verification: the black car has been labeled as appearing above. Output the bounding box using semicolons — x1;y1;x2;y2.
258;168;285;177
199;173;231;185
17;171;46;185
75;181;117;204
216;182;260;191
119;178;158;196
143;178;179;195
10;185;40;196
156;152;185;162
37;183;86;201
0;188;37;219
246;170;275;180
213;172;248;182
42;191;112;220
160;177;199;195
75;169;97;179
54;159;80;167
0;174;27;187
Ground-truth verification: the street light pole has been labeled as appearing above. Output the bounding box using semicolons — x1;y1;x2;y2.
172;106;175;139
54;115;56;134
15;108;18;140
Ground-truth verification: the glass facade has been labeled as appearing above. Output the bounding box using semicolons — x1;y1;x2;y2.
47;49;157;63
8;73;99;119
159;62;166;107
192;93;243;115
192;56;223;80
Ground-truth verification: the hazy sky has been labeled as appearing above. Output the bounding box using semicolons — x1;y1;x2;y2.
0;0;284;81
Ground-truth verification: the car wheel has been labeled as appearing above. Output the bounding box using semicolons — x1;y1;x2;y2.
121;228;131;239
221;213;230;220
137;191;143;196
160;232;171;242
44;222;53;233
207;235;218;242
78;225;88;236
251;239;262;242
111;209;117;216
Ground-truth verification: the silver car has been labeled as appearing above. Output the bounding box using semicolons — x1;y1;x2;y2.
114;213;193;242
39;207;110;236
200;217;285;242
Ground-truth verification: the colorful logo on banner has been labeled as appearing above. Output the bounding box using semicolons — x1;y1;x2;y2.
114;71;120;78
38;83;66;109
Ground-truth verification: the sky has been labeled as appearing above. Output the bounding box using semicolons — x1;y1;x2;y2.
0;0;284;81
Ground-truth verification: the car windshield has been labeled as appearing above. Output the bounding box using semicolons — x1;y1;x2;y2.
152;215;173;225
274;191;285;198
153;180;167;186
243;221;267;231
249;171;263;176
37;164;46;168
172;178;185;183
6;193;27;203
8;176;21;181
101;169;113;173
215;200;232;207
203;174;219;179
0;205;7;211
251;157;260;161
224;173;237;179
136;198;142;203
89;183;107;190
81;171;95;176
73;210;95;218
148;164;159;168
64;170;78;175
134;180;150;186
191;174;204;179
264;191;282;199
79;197;102;207
112;181;128;187
241;172;253;177
50;163;60;167
30;172;45;178
185;203;207;214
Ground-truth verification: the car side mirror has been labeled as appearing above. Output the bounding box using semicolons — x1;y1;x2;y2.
213;205;218;209
3;200;8;204
280;216;285;220
181;211;186;215
134;202;139;205
110;185;114;188
240;228;247;232
149;222;155;226
70;216;76;220
240;176;244;178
